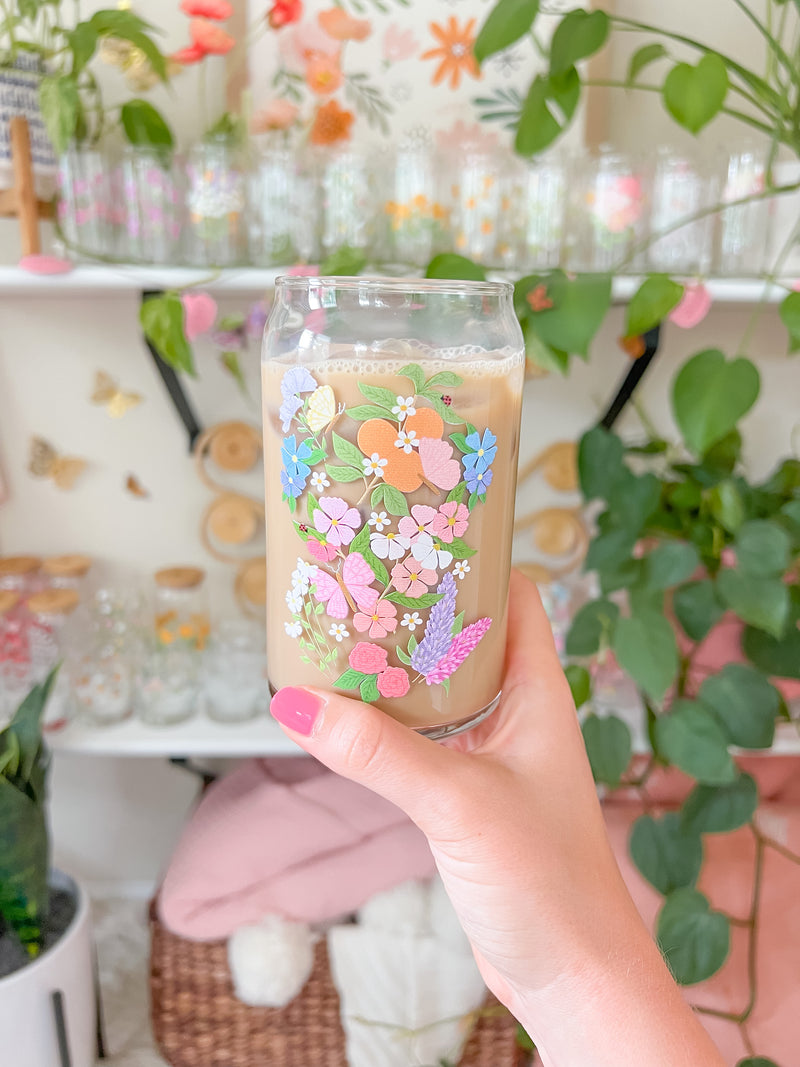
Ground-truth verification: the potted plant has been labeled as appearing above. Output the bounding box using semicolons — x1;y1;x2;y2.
0;668;96;1067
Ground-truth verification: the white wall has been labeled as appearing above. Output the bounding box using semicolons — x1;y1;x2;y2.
1;0;798;891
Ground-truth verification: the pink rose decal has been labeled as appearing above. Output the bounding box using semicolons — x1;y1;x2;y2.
314;496;361;547
432;501;469;543
376;666;410;699
349;642;388;674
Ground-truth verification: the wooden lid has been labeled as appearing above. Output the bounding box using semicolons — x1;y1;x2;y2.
0;555;42;576
208;421;261;473
42;554;92;578
208;495;258;545
0;591;20;614
237;557;267;606
27;588;80;615
155;566;206;590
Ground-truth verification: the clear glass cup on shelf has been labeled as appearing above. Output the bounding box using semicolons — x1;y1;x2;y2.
203;619;267;724
184;137;247;267
56;147;114;258
499;154;566;271
153;567;210;651
87;585;147;658
0;555;42;598
134;641;200;727
26;588;80;729
564;148;647;272
716;145;771;276
381;148;448;269
647;149;716;274
262;276;526;738
248;148;301;266
447;151;503;265
119;145;183;264
318;148;378;260
0;591;31;728
68;631;133;727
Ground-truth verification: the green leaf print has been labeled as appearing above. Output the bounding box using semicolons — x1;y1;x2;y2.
360;675;381;703
425;371;463;389
332;431;365;468
348;404;391;421
421;390;465;425
306;493;320;520
358;383;398;411
381;484;410;517
450;434;470;454
447;483;467;504
396;647;412;665
385;592;445;608
399;363;426;393
325;464;363;483
334;668;367;690
448;537;478;559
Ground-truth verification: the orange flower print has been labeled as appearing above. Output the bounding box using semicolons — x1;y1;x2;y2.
305;50;343;94
357;408;447;493
310;100;354;146
318;7;371;42
190;17;235;55
421;17;480;91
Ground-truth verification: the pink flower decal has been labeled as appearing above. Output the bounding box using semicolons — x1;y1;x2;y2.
398;504;438;542
382;23;419;63
391;559;437;598
314;496;361;547
308;538;337;563
313;554;378;619
432;501;469;543
377;666;410;698
349;642;388;674
354;598;398;639
419;437;461;491
425;617;492;686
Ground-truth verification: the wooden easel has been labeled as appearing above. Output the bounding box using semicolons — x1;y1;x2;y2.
0;115;53;255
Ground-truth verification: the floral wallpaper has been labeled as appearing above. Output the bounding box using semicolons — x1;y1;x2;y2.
248;0;581;153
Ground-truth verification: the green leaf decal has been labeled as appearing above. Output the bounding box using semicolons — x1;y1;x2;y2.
332;431;365;468
334;668;367;690
385;592;444;609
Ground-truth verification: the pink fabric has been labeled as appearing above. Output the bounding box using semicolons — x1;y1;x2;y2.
607;757;800;1065
158;757;436;939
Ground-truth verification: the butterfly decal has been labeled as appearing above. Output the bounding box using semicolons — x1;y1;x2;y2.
29;437;87;490
90;371;142;418
419;437;460;492
306;385;342;434
312;553;378;619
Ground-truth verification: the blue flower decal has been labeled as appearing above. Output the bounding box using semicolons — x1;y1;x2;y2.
465;466;494;494
280;467;307;499
281;435;313;497
463;428;497;473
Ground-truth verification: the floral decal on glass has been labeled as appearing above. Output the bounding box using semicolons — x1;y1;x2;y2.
280;361;495;703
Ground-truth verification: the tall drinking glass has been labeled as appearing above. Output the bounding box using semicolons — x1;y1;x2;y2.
262;277;525;738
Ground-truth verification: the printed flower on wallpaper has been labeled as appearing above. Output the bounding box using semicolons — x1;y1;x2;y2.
247;0;557;150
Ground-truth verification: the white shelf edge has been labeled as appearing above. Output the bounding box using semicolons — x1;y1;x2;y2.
47;709;302;757
0;264;794;303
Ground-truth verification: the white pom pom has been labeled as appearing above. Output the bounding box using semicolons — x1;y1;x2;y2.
228;915;315;1007
358;879;430;936
428;876;471;954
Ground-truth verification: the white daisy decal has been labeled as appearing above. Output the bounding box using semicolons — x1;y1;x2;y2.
284;621;303;638
285;590;304;614
368;510;390;531
453;561;471;580
363;452;388;477
310;471;330;492
391;395;416;421
394;429;419;454
400;611;423;632
329;623;349;642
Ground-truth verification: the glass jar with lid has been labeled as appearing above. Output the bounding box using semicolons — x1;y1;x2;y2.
42;554;93;598
26;588;80;729
154;567;210;651
203;619;267;724
135;640;201;727
0;591;31;727
0;556;42;597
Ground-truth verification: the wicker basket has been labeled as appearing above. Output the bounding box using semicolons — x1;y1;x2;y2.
150;905;525;1067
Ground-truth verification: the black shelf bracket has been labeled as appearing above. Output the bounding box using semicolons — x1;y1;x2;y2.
599;323;662;431
141;290;203;452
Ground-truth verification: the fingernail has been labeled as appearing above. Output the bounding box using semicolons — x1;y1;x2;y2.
270;687;324;737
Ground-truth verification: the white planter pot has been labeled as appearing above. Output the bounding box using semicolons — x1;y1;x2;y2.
0;870;95;1067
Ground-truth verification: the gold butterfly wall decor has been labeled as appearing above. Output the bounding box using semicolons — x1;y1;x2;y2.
125;473;150;499
90;371;142;418
28;437;88;491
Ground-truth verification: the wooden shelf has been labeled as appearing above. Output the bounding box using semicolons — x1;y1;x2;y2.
0;264;793;303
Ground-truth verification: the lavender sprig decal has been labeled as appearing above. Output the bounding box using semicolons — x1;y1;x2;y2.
411;572;457;676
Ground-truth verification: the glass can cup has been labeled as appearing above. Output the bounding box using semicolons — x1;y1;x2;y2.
119;145;183;265
26;588;80;729
185;137;247;267
153;567;210;651
135;642;200;727
647;150;716;275
565;149;647;272
716;146;771;276
70;642;133;727
262;276;526;738
203;619;267;723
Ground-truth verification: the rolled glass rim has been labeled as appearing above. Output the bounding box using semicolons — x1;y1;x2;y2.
274;274;515;298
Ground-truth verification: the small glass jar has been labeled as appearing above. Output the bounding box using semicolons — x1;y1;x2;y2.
319;148;378;258
502;155;566;271
382;148;448;268
447;151;503;265
247;149;299;266
185;137;247;267
154;567;210;651
647;150;715;274
716;146;771;276
0;591;31;728
203;619;266;724
135;642;200;726
70;639;133;727
56;147;114;258
566;149;647;272
119;145;183;265
26;588;80;729
42;554;93;599
0;555;42;597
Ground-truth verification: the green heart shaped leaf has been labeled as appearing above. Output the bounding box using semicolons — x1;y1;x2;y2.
699;664;779;750
613;612;679;702
627;42;667;86
581;713;632;786
779;290;800;353
565;664;591;709
426;254;486;281
515;69;581;156
657;888;730;984
578;425;626;500
717;570;789;639
681;773;758;835
630;812;703;895
516;271;612;359
663;54;729;135
672;349;760;456
626;275;684;338
550;8;609;76
673;580;725;643
743;622;800;679
734;519;791;578
474;0;540;64
565;598;620;657
655;699;737;784
643;541;700;591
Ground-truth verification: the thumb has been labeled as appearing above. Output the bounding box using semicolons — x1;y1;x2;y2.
270;685;460;831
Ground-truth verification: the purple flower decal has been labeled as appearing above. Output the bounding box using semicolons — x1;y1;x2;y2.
313;496;361;547
281;366;317;400
410;571;457;676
